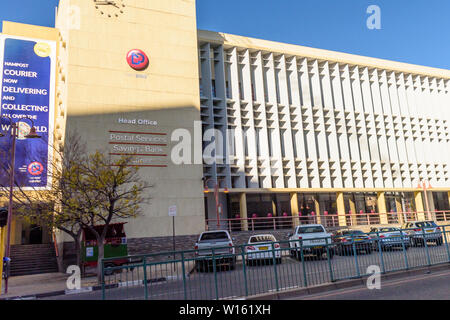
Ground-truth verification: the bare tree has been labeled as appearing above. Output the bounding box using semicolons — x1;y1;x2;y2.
0;131;152;282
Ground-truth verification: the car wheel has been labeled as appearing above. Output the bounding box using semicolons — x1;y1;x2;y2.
196;261;206;273
276;258;282;264
436;238;443;246
327;250;334;260
374;241;379;251
343;247;352;256
289;250;295;258
104;263;115;276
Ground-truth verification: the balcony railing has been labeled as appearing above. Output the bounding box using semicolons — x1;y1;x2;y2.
205;210;450;232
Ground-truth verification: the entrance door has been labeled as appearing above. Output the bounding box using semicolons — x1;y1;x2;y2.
29;225;43;244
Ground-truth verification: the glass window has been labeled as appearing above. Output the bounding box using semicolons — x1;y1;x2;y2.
342;230;365;235
379;228;399;232
432;192;450;211
200;232;229;241
249;235;275;243
296;226;325;234
416;221;437;228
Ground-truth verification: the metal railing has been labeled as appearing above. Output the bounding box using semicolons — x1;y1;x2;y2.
101;224;450;300
205;210;450;232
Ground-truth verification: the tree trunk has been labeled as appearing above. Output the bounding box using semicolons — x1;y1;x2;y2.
74;236;81;270
97;238;105;284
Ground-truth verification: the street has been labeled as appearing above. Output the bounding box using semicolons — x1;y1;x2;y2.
43;244;450;300
293;268;450;300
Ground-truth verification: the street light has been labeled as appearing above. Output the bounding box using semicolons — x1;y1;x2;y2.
0;115;41;294
203;178;229;229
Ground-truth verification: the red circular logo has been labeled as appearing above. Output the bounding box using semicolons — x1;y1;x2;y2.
28;162;44;176
126;49;149;70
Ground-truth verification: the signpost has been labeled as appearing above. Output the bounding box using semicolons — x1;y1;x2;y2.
0;208;7;294
168;205;177;253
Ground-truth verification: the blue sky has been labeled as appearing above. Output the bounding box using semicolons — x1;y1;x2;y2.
0;0;449;69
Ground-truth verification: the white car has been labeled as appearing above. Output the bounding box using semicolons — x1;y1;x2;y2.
245;234;282;265
194;230;236;272
402;221;443;247
288;224;334;260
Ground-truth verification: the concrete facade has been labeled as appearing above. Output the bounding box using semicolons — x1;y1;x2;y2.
0;0;449;248
198;30;450;224
54;0;205;239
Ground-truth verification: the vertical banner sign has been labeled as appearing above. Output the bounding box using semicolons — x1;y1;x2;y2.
0;35;56;189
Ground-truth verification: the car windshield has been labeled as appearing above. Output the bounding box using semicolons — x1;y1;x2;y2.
379;228;399;232
297;226;325;233
416;221;437;228
200;232;229;241
249;236;275;243
342;230;365;236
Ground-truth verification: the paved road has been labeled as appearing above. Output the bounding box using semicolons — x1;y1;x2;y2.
44;244;450;300
292;268;450;300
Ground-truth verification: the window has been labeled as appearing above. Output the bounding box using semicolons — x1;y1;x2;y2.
342;230;365;235
416;221;437;228
379;228;399;232
200;232;229;241
296;226;325;234
249;235;275;243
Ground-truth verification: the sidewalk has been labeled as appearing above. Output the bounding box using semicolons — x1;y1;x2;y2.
0;272;99;300
0;260;193;300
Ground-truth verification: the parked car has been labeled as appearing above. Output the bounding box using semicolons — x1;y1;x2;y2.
288;224;334;260
333;230;373;255
194;230;236;272
245;234;282;265
402;221;443;247
369;227;410;251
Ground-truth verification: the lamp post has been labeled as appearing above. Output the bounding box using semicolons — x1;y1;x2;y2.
418;180;433;221
203;178;229;229
0;116;41;294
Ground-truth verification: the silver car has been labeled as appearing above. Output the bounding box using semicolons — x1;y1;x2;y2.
402;221;443;247
370;227;410;251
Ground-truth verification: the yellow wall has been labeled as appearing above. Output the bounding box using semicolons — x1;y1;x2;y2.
54;0;204;238
1;22;62;245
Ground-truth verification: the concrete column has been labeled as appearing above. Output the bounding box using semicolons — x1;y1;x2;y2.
425;191;435;220
272;198;277;216
336;192;347;226
313;195;321;224
447;191;450;210
290;193;299;227
396;197;404;224
414;191;425;221
377;192;388;224
239;193;248;231
348;196;357;226
10;215;20;245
